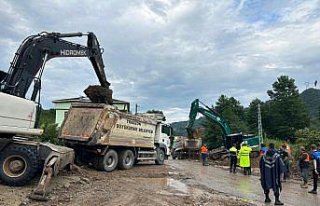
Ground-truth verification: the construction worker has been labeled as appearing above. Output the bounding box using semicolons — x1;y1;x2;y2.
278;144;289;181
308;144;320;194
238;141;252;175
229;143;238;173
298;146;310;188
260;143;284;205
284;142;293;179
200;144;208;166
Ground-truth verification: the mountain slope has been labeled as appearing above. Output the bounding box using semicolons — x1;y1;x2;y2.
171;117;205;136
300;88;320;119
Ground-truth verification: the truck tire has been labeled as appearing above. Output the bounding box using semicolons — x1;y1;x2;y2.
155;148;165;165
93;149;118;172
0;144;40;186
118;150;134;170
210;153;221;160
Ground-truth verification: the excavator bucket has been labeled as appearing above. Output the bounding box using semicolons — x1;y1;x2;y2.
29;142;75;201
84;85;113;104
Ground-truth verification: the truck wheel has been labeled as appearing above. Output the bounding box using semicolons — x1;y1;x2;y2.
210;153;221;160
0;145;40;186
93;149;118;172
155;148;165;165
118;150;134;170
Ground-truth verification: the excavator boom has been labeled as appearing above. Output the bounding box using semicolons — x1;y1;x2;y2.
0;31;112;104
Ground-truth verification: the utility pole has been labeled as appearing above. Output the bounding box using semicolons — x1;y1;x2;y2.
135;104;140;114
258;103;263;143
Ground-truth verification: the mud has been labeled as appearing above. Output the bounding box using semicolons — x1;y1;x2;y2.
0;161;256;206
84;85;113;104
172;160;320;206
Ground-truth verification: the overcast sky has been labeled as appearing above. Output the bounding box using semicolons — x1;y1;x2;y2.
0;0;319;122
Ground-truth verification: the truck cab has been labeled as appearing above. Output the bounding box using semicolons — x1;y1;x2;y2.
154;123;172;156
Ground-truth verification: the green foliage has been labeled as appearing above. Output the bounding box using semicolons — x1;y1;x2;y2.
170;76;317;152
295;130;320;147
299;88;320;119
40;123;60;144
39;109;55;125
265;75;309;138
200;95;248;149
215;95;248;133
299;88;320;130
38;109;60;144
201;118;224;149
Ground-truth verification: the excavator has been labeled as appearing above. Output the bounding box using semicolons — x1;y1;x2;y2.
186;99;261;159
0;32;112;200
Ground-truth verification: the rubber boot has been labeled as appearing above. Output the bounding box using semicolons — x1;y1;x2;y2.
264;191;271;203
274;195;284;205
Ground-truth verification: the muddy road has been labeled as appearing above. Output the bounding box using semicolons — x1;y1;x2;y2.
171;160;320;206
0;160;319;206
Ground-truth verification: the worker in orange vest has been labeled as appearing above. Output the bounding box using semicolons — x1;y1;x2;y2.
200;144;209;166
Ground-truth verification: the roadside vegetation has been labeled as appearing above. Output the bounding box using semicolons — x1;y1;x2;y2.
38;109;60;144
172;75;320;152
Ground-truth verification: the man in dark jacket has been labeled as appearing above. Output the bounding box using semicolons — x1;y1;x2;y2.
260;143;284;205
309;144;320;194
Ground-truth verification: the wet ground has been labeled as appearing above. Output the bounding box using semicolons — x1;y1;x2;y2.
0;159;319;206
171;160;320;206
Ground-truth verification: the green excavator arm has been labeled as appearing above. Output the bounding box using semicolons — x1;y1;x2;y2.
186;99;232;138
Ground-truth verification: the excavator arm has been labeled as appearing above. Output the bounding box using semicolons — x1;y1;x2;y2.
0;31;112;104
186;99;231;138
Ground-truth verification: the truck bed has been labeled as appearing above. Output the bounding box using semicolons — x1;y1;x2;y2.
59;103;157;149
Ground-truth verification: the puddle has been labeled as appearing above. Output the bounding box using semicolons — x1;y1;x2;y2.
167;178;189;194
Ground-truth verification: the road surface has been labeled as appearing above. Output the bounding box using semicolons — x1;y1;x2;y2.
170;160;320;206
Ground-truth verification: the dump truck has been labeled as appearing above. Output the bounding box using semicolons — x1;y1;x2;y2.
59;103;172;171
0;31;112;200
171;136;202;159
171;128;203;159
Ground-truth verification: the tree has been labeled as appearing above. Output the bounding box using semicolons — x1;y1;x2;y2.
201;95;248;148
265;75;309;138
215;95;248;133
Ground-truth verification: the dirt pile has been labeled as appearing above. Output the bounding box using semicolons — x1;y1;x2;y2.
84;85;113;104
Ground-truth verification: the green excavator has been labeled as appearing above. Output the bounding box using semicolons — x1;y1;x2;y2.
186;99;261;160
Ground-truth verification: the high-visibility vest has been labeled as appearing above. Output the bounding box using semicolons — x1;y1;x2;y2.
229;146;237;157
201;146;208;154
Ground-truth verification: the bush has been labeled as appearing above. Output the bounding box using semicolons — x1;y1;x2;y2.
295;130;320;147
40;123;60;144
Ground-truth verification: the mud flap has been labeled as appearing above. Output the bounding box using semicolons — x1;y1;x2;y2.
29;143;75;201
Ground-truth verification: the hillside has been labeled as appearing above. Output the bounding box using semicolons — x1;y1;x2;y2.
300;88;320;119
171;117;205;136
